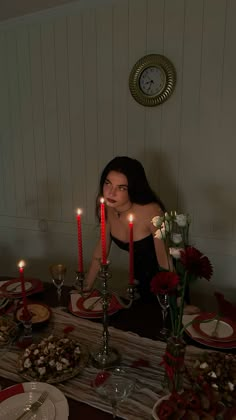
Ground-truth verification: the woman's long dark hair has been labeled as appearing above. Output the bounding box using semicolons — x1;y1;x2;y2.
96;156;165;219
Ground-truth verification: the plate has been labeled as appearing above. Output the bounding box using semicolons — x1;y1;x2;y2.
192;312;236;342
0;391;55;420
69;290;122;319
18;336;89;384
0;278;42;298
6;281;33;293
15;303;52;324
183;314;236;349
0;382;69;420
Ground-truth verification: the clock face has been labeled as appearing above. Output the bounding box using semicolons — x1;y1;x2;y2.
139;66;166;96
129;54;176;107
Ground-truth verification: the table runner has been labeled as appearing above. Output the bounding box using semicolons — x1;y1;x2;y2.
0;308;205;419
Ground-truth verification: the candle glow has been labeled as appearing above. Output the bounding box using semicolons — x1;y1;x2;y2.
100;198;107;264
129;214;134;285
17;260;29;319
76;208;84;272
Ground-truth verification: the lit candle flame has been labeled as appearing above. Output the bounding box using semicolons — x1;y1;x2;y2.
77;208;82;215
129;214;133;223
18;260;25;269
100;197;105;204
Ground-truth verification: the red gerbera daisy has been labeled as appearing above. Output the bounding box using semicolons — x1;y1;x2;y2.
151;271;180;295
180;246;213;280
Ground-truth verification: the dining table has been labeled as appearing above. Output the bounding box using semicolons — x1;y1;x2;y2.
0;278;235;419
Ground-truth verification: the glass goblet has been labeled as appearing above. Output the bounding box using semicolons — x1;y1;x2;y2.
94;366;135;418
157;293;170;338
49;264;67;305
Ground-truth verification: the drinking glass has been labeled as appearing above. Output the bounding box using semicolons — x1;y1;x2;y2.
49;264;67;305
157;293;170;338
94;366;135;418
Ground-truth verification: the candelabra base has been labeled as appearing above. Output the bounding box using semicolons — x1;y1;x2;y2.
90;347;121;369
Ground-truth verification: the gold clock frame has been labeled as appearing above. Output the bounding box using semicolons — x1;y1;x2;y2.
129;54;176;107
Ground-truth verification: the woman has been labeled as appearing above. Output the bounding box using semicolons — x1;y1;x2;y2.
84;156;170;301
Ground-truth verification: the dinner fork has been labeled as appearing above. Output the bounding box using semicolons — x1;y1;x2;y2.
16;391;48;420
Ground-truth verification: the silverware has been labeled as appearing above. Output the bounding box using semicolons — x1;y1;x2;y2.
87;296;102;310
15;391;48;420
211;316;220;338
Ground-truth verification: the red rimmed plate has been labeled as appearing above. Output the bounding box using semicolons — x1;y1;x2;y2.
69;290;122;319
183;314;236;350
0;278;42;298
192;312;236;342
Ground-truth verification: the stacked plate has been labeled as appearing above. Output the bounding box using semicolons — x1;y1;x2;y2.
0;382;69;420
183;312;236;349
69;289;122;319
0;278;43;299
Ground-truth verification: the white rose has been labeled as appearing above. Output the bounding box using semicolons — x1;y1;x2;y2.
61;358;70;366
49;360;55;367
151;216;163;228
169;247;182;259
38;366;46;376
33;349;39;356
24;349;31;357
24;358;32;368
56;362;63;371
154;228;166;240
175;214;187;227
172;233;182;244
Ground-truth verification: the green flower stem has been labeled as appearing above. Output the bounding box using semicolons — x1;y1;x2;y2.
179;314;218;337
177;271;188;336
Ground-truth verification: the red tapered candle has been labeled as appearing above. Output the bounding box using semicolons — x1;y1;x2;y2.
76;209;84;272
18;260;29;319
100;198;107;264
129;215;134;285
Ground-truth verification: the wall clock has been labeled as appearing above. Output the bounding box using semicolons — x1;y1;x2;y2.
129;54;176;107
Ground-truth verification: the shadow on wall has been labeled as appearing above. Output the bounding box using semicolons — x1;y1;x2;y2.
139;149;183;212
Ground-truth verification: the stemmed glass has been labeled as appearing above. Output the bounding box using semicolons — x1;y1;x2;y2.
94;366;135;418
157;293;170;338
49;264;67;305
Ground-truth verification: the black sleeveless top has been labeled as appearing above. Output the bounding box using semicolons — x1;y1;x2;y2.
110;233;160;301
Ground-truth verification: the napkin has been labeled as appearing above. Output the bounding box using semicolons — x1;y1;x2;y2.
70;293;82;312
0;383;24;402
214;292;236;322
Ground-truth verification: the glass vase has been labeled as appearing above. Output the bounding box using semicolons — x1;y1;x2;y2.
162;335;186;394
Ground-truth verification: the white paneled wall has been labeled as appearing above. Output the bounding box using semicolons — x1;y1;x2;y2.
0;0;236;306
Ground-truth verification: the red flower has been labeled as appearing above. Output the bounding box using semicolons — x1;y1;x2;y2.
157;400;175;419
151;271;179;295
63;325;75;335
180;246;213;280
91;371;111;388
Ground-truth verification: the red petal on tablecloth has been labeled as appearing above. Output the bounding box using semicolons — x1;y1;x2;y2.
214;292;236;322
0;383;24;402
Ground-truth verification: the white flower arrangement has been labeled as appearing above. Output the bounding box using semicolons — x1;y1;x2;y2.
19;334;81;380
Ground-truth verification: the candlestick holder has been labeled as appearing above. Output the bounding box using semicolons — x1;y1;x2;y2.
90;261;121;368
74;271;85;294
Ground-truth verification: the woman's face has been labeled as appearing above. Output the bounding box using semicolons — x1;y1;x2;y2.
103;171;130;208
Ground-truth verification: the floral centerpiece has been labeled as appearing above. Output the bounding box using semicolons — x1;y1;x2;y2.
150;212;213;392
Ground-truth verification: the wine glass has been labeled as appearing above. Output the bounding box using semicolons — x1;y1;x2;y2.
94;366;135;418
157;293;170;338
49;264;67;305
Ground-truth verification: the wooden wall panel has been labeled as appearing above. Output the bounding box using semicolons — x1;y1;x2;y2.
82;9;99;222
29;24;49;219
67;15;87;221
16;26;38;218
41;22;61;220
113;0;129;156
